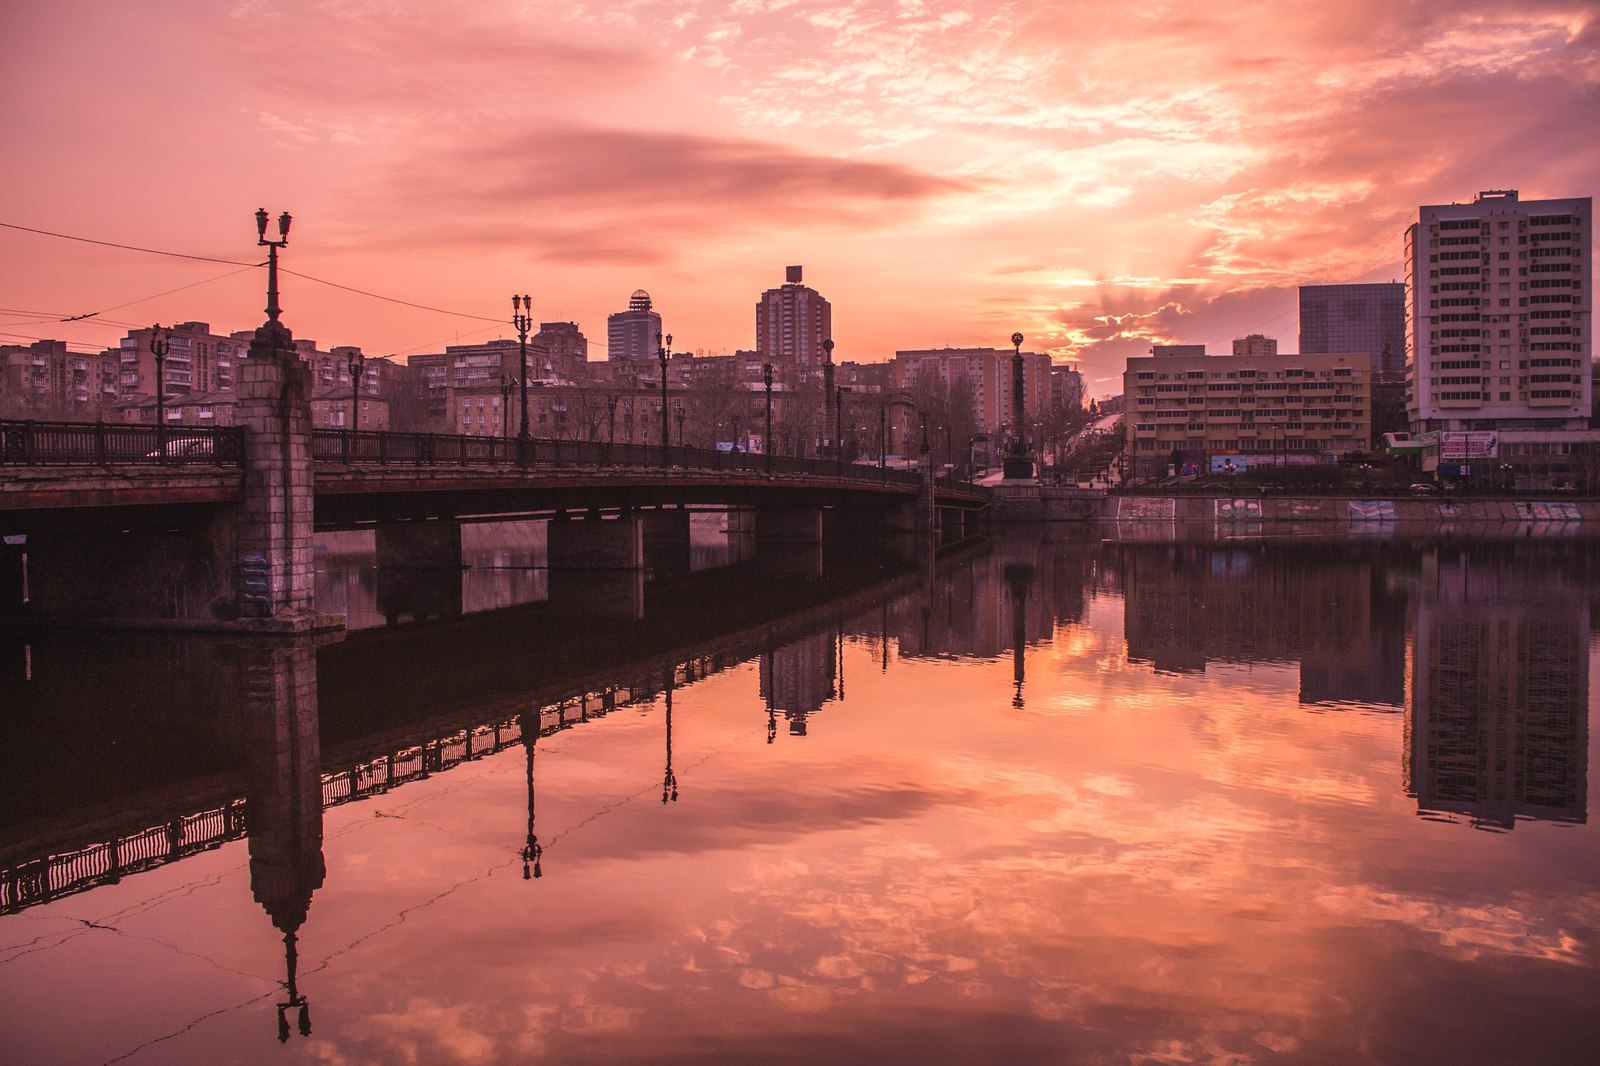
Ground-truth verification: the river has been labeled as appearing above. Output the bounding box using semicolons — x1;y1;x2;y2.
1;528;1596;1065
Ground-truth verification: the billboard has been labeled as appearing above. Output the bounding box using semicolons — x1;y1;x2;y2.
1209;455;1249;475
1440;431;1498;460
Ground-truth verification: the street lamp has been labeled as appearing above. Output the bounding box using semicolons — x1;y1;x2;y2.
1010;330;1025;457
835;386;851;472
657;331;673;463
346;350;363;433
501;375;516;439
512;295;532;438
254;208;291;326
879;397;888;471
822;338;836;457
150;324;169;443
674;402;685;447
763;362;774;474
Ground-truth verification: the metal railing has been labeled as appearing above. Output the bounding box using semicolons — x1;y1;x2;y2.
0;654;729;914
0;419;987;500
311;428;938;489
0;420;244;466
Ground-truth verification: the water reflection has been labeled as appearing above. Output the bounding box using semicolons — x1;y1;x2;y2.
1407;545;1589;830
1;535;1597;1063
238;641;324;1042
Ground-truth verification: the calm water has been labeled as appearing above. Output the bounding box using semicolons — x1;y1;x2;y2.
1;533;1597;1065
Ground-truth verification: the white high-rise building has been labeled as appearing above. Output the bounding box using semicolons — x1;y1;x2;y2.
1406;189;1591;433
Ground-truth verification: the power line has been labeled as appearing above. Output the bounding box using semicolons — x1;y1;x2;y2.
0;221;256;266
3;221;508;326
281;268;503;323
0;266;261;330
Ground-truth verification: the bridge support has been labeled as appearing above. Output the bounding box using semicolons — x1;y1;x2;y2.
641;509;692;580
374;520;464;624
546;512;644;620
233;322;339;631
917;465;939;536
755;505;824;578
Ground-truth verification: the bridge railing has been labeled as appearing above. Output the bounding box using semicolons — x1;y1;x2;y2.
0;420;244;466
312;428;932;488
0;652;732;914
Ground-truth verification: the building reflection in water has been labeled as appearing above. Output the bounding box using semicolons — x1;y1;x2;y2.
8;535;1600;1060
760;632;837;737
237;639;326;1042
1406;545;1590;830
1118;543;1408;708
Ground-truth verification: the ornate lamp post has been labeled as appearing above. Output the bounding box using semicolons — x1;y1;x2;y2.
254;208;291;326
657;331;673;463
512;295;532;438
674;402;685;447
763;362;774;473
822;338;836;458
835;385;851;472
149;324;169;446
879;396;888;470
346;350;363;432
1003;330;1035;480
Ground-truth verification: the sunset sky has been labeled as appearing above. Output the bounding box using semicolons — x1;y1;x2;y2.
3;0;1597;395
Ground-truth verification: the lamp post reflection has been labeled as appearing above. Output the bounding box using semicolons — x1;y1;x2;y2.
662;665;678;804
522;710;543;879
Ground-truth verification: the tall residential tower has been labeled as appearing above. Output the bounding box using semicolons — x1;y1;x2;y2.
756;266;832;368
1406;190;1591;433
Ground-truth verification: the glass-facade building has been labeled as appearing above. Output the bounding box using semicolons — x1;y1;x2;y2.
1298;283;1405;378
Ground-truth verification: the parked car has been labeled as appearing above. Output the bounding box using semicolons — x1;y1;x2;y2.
1408;482;1437;494
144;437;216;460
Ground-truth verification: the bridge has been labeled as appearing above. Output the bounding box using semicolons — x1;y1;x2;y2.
0;321;989;631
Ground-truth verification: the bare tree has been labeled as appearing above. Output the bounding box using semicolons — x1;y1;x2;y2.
685;359;746;448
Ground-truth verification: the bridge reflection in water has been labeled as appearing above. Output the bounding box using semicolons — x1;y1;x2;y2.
0;535;1592;1058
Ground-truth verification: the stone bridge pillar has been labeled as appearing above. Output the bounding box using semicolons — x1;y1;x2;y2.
547;511;644;620
235;321;329;628
374;520;464;624
755;505;823;578
641;509;692;580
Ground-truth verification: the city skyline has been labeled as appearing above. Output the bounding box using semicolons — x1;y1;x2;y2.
3;1;1596;396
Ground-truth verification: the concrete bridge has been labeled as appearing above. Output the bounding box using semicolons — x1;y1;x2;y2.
1;322;989;630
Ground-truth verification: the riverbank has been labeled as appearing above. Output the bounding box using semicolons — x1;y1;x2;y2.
989;483;1600;534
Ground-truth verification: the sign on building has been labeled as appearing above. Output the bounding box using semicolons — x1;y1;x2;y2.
1440;431;1498;460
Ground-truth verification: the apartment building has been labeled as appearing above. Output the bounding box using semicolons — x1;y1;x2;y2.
118;322;241;399
1407;190;1591;431
892;346;1051;443
1123;349;1371;478
756;266;832;369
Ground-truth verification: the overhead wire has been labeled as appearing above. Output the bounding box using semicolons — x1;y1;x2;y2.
2;221;510;348
0;265;261;330
280;268;503;323
0;221;256;266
